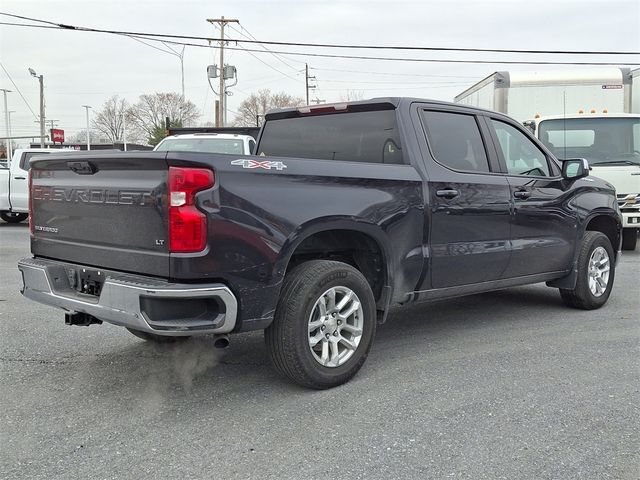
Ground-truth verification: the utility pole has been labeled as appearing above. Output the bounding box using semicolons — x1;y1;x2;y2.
305;64;317;106
29;68;45;147
0;88;12;161
206;16;239;127
82;105;92;150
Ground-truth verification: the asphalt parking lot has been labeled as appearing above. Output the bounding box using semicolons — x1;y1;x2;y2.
1;222;638;480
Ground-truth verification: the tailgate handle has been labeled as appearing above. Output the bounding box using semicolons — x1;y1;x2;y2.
67;161;97;175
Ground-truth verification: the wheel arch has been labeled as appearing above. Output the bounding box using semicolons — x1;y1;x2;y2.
547;211;621;289
275;219;394;310
584;212;622;258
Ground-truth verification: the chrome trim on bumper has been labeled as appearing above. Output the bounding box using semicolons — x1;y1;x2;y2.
18;257;237;336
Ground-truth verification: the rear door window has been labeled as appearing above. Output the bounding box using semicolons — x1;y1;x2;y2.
421;110;490;173
257;110;404;164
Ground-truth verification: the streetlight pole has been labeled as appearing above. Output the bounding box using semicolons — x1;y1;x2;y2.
82;105;92;150
0;88;11;161
29;68;45;148
121;112;127;151
8;111;14;159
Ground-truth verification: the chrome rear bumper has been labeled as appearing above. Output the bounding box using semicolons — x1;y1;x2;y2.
18;257;237;336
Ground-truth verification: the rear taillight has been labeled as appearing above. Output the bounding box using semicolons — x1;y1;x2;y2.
28;169;34;236
168;167;215;253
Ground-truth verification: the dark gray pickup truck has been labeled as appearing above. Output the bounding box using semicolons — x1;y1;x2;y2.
19;98;622;388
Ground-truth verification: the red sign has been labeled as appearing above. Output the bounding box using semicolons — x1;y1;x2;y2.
50;128;65;143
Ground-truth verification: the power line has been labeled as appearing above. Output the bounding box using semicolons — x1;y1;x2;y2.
231;24;305;72
319;79;473;85
310;67;483;79
0;62;39;121
1;12;637;56
120;37;640;66
321;84;476;92
233;43;302;82
3;19;631;67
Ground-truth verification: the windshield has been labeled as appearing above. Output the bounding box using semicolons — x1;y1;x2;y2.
155;137;245;155
538;117;640;165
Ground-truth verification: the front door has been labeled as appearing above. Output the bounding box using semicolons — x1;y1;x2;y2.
487;118;577;277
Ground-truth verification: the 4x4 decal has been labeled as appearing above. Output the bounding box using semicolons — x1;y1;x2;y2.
231;159;287;171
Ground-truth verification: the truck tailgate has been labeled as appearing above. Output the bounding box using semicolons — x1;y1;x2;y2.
30;153;170;277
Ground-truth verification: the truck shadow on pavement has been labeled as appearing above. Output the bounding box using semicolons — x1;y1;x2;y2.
68;283;581;405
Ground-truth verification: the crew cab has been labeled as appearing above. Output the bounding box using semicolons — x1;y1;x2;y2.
0;148;65;223
18;98;622;389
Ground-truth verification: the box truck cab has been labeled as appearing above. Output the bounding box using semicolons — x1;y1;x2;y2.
531;113;640;250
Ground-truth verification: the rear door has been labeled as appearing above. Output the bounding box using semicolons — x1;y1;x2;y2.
415;105;512;289
486;117;577;277
30;152;171;277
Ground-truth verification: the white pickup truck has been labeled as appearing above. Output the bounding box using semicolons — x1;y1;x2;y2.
0;148;68;223
154;133;256;155
531;113;640;250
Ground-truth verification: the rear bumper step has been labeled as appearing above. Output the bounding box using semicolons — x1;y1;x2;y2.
18;257;237;336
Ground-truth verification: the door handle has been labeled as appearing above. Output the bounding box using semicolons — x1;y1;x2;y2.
14;176;26;180
514;190;531;199
436;189;460;199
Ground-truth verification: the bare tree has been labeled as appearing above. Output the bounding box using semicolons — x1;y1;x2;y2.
67;129;102;144
128;92;199;145
340;90;365;102
91;95;130;143
233;90;305;127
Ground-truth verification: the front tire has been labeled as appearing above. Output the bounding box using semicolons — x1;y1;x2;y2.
1;212;28;223
621;228;637;251
126;328;190;343
265;260;377;389
560;231;615;310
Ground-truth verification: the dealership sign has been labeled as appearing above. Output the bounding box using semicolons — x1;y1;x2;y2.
50;128;65;143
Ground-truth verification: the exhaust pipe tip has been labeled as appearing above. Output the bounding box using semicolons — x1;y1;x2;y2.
213;334;230;349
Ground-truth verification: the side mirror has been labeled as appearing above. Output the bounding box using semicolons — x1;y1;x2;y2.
523;120;536;134
562;158;590;180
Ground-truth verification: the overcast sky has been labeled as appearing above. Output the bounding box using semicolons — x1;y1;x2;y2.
0;0;638;144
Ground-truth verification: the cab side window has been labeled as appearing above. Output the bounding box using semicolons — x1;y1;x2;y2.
491;120;550;177
421;110;490;173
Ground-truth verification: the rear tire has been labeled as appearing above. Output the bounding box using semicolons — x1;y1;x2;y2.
1;212;28;223
126;328;190;343
560;231;615;310
265;260;377;389
621;228;637;251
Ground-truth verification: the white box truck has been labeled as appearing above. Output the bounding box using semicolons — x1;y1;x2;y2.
454;68;635;122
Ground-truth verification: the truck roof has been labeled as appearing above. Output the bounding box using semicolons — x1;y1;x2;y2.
160;133;254;141
265;97;509;120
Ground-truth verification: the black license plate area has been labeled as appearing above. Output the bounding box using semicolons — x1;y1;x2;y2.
66;267;105;297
